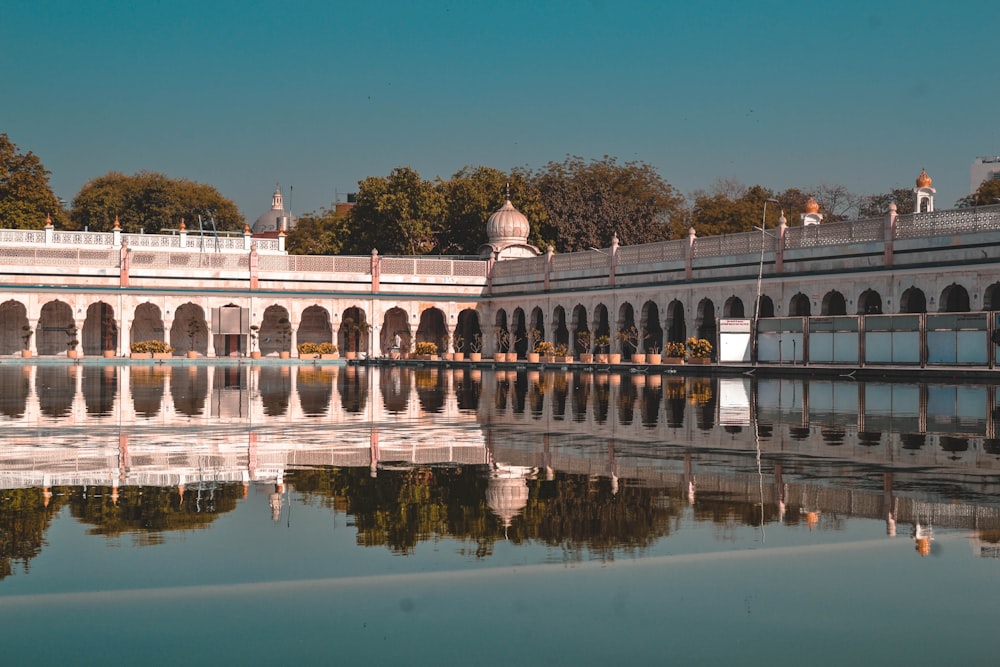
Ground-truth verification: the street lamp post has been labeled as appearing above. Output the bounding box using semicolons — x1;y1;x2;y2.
752;198;779;364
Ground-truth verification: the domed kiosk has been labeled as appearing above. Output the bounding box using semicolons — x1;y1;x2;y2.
478;188;540;260
252;185;295;235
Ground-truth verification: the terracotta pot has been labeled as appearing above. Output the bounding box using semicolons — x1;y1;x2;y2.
688;357;711;365
130;352;152;359
250;351;262;359
527;352;540;363
442;352;454;361
153;352;172;359
541;356;556;363
319;353;339;360
469;352;482;362
67;350;79;359
595;353;609;363
608;353;621;364
187;350;198;359
345;351;357;360
279;351;291;359
647;353;662;365
579;353;594;364
663;357;684;364
103;350;116;358
21;349;32;358
453;352;465;361
631;353;647;364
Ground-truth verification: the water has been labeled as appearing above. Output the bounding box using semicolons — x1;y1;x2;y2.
1;363;998;664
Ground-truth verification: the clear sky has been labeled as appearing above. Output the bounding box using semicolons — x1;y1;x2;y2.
3;0;997;222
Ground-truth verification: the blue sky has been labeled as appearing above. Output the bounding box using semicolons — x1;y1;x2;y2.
3;0;997;222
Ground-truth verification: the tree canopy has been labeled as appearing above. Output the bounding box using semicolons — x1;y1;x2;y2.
956;178;1000;208
0;133;67;229
70;171;244;234
345;167;446;255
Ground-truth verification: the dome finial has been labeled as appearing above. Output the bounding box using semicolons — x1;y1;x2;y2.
504;181;511;201
916;168;932;188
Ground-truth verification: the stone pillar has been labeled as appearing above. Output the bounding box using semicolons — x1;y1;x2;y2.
120;317;132;357
884;203;897;266
179;219;187;248
44;215;54;244
290;317;299;356
610;234;619;287
278;229;286;253
163;316;174;349
206;319;217;358
243;224;252;251
249;244;259;290
26;317;38;355
544;245;553;291
113;216;122;248
776;213;788;273
686;227;696;280
120;241;130;287
371;249;380;293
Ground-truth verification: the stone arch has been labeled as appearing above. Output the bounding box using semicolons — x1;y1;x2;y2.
260;304;291;356
416;307;447;351
640;300;663;353
0;300;28;355
383;307;411;354
696;298;716;343
940;283;970;312
858;289;883;315
170;302;208;355
552;306;569;349
82;302;117;355
455;308;482;354
592;304;611;351
529;306;546;350
571;304;590;354
338;306;369;355
758;295;775;318
789;293;811;317
723;296;745;319
131;303;165;350
984;283;1000;311
299;305;333;346
899;286;927;314
665;300;686;343
617;302;638;358
821;290;847;316
511;308;528;357
494;309;510;353
38;300;74;355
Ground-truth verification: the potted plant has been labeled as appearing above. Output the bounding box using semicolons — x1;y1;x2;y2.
342;317;370;360
494;327;511;362
664;341;686;364
441;333;453;361
526;328;542;362
414;341;438;360
65;326;80;359
317;341;339;359
249;324;261;359
186;318;203;358
534;340;555;363
148;339;174;359
617;325;646;363
129;340;151;359
21;325;33;358
576;330;592;363
594;335;611;364
646;344;662;365
452;334;465;362
101;313;118;358
276;317;292;359
686;337;713;364
468;332;483;362
554;342;570;363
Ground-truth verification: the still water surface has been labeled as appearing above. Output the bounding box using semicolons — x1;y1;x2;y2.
1;363;998;664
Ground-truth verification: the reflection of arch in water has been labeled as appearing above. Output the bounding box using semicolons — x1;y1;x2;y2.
0;300;28;354
415;369;446;414
380;367;411;413
83;366;118;417
337;367;368;414
130;367;166;418
171;366;208;417
296;367;334;417
0;366;29;418
259;366;291;416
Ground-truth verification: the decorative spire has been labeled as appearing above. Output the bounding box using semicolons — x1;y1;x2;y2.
179;218;186;232
113;215;120;230
272;184;284;211
916;168;932;188
504;181;511;201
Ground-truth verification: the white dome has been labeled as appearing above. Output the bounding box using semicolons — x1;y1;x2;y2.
252;185;295;234
486;199;530;245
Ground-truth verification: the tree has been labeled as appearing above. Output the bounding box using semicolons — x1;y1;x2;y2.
286;205;352;255
344;167;446;255
0;133;68;229
70;171;244;234
956;179;1000;208
692;184;780;237
439;166;548;255
531;155;684;252
857;187;916;217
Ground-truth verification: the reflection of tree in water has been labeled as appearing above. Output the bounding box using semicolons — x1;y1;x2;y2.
593;377;610;424
68;484;243;543
690;379;715;431
38;366;76;419
83;365;118;417
414;369;445;413
288;467;680;560
337;367;368;414
380;367;411;413
0;366;29;418
0;487;66;580
130;367;167;418
454;369;481;412
551;373;568;419
528;372;548;417
494;374;510;411
170;366;208;417
511;372;527;414
296;368;335;416
665;379;685;427
259;367;291;416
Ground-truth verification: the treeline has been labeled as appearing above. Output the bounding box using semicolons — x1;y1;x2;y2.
5;132;1000;255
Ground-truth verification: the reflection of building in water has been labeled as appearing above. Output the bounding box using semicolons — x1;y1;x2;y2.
912;522;934;557
485;463;536;536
